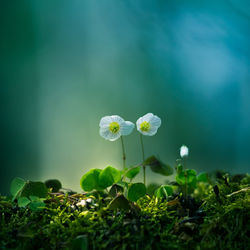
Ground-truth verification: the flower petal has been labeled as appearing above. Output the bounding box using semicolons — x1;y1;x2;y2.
149;115;161;129
140;126;158;136
99;127;110;139
110;115;124;124
146;126;158;136
120;121;135;136
100;127;121;141
142;113;154;122
99;116;112;128
136;117;144;131
108;132;121;141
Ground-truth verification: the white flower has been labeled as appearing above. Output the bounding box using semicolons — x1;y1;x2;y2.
99;115;135;141
136;113;161;136
180;145;189;158
76;199;86;207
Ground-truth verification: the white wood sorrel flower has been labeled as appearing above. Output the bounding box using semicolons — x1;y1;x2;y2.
136;113;161;136
180;145;189;158
99;115;135;141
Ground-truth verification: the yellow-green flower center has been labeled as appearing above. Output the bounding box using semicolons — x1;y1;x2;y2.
140;121;151;132
109;122;120;134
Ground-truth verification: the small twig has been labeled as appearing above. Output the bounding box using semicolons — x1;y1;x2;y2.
226;187;250;197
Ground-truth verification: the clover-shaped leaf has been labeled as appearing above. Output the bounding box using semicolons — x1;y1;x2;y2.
17;196;30;207
155;185;173;198
10;177;26;200
176;164;183;175
108;194;130;210
125;166;141;180
17;195;46;211
80;169;102;191
29;200;46;211
127;183;146;202
109;184;124;198
197;172;208;183
20;181;48;198
176;169;197;185
44;179;62;192
144;156;173;176
99;166;121;189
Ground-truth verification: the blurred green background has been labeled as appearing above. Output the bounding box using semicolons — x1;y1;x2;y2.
1;0;250;194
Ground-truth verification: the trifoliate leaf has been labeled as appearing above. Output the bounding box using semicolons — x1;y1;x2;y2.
108;194;130;210
186;169;197;183
28;200;45;211
10;177;26;200
176;164;183;175
125;166;141;180
17;196;31;207
146;183;160;197
144;156;173;176
109;184;124;198
155;185;174;198
20;181;48;198
98;166;121;189
197;172;208;182
80;169;102;191
176;169;197;185
128;183;146;202
29;195;41;201
44;179;62;192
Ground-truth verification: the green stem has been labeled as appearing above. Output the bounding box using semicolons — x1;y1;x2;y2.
140;134;146;185
120;136;126;169
183;157;187;200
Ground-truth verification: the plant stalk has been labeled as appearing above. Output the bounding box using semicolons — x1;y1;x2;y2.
120;136;126;169
140;134;146;185
183;157;188;200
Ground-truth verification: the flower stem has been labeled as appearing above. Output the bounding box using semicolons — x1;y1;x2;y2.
183;157;188;200
120;136;126;169
140;134;146;185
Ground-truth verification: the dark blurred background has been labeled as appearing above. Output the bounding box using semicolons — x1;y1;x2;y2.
1;0;250;194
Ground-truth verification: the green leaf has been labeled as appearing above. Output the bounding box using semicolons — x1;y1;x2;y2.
176;164;183;175
117;181;129;189
189;178;197;189
80;169;102;191
72;235;88;250
17;197;30;207
127;183;146;202
29;195;41;201
146;183;160;197
186;169;197;183
155;185;174;198
28;200;45;211
176;172;185;185
120;167;128;175
176;169;197;185
98;166;121;189
20;181;48;198
197;172;208;182
10;177;26;200
109;184;124;198
125;166;141;180
108;194;130;211
144;156;173;176
44;179;62;192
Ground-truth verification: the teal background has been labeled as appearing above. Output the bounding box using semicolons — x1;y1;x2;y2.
1;0;250;193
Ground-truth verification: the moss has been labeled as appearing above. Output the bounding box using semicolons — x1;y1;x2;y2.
0;175;249;250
